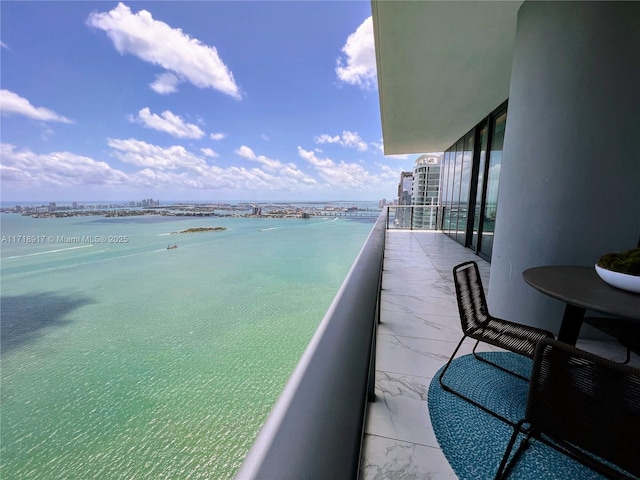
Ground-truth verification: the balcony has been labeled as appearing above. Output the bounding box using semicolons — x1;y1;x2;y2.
363;231;637;478
237;210;636;479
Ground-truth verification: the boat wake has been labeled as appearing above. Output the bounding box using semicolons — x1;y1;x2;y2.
3;244;93;260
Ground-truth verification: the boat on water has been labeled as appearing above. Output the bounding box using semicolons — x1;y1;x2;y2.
167;244;178;249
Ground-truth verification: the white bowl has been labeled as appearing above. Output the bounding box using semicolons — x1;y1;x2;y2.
595;264;640;294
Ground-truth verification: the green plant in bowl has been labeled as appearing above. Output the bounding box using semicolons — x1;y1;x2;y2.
597;248;640;276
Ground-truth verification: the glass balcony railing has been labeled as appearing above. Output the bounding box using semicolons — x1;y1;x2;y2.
386;204;441;230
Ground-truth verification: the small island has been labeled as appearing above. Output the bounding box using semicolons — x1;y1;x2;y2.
171;227;227;234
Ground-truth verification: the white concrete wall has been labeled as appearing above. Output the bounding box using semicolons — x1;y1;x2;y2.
488;1;640;335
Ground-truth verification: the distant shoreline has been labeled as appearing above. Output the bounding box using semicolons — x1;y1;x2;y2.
1;204;381;220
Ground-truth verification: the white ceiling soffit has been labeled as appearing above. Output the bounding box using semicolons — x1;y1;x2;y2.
372;1;523;155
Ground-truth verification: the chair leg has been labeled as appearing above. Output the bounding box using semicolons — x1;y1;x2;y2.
472;342;530;381
438;335;467;391
494;420;531;480
439;336;516;426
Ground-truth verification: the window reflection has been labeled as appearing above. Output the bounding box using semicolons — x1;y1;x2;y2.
458;133;474;243
438;103;507;261
471;123;488;251
480;110;507;258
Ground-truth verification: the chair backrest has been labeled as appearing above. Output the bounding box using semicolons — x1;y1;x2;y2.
528;339;640;478
452;261;490;335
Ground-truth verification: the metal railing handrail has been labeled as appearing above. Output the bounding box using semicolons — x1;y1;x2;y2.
235;208;387;480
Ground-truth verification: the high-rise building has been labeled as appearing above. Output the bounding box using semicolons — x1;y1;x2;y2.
396;171;413;227
397;171;413;205
411;154;441;228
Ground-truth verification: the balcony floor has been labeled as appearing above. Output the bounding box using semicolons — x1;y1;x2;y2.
359;230;636;479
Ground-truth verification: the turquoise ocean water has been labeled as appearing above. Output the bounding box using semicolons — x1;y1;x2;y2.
0;211;375;479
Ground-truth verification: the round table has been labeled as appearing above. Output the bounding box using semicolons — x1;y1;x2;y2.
522;266;640;345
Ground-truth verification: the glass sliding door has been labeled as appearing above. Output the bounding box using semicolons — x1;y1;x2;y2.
470;122;489;251
441;150;452;231
450;139;464;236
458;132;474;243
480;109;507;258
438;100;507;261
446;145;458;234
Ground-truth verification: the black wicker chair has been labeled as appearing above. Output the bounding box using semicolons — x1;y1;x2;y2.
439;261;554;425
582;316;640;364
495;338;640;480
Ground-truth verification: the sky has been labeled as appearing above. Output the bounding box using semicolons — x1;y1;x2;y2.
0;1;419;203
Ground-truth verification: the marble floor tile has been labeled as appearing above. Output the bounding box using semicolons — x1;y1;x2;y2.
374;371;430;402
375;334;455;379
361;232;502;479
360;435;457;480
365;383;436;447
360;231;634;479
382;278;454;299
381;292;459;319
377;311;461;341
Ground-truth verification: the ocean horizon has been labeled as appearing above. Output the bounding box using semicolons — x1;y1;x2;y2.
0;208;377;479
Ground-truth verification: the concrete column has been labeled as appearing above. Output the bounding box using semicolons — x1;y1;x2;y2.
488;1;640;335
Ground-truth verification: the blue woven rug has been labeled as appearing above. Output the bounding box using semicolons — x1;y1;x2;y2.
428;352;607;479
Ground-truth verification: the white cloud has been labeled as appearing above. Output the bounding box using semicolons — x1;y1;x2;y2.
39;123;55;142
340;131;368;151
234;146;257;159
130;107;204;139
1;42;10;50
87;3;242;98
261;134;270;141
200;148;219;158
388;153;411;160
150;73;180;94
371;139;384;153
314;130;368;151
235;145;280;170
235;145;316;186
376;163;403;180
210;132;226;141
103;140;317;191
297;146;379;188
1;138;400;198
373;138;411;159
336;16;377;90
108;138;208;170
314;134;340;145
0;90;73;123
0;143;129;187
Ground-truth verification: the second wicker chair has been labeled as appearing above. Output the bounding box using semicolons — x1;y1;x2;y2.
495;338;640;479
439;261;554;425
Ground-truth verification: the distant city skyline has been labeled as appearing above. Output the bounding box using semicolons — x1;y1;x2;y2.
0;198;382;207
0;2;426;203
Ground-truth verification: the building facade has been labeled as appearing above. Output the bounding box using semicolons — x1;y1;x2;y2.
395;171;414;228
373;1;640;336
411;154;441;229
